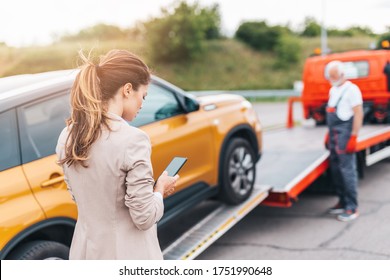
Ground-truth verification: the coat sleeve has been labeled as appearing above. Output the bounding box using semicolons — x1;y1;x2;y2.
123;130;164;231
55;127;76;202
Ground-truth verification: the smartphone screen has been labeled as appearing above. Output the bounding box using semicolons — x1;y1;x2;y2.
165;157;187;176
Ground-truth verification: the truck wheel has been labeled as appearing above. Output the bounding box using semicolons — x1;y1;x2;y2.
356;151;365;179
315;119;326;126
305;171;336;194
219;138;256;205
387;106;390;124
7;240;69;260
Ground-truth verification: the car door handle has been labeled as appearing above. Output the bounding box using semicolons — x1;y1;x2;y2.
41;176;64;188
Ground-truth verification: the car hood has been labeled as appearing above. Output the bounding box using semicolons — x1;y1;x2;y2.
196;93;245;107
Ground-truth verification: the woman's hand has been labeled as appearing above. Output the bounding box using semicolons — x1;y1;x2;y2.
154;171;179;197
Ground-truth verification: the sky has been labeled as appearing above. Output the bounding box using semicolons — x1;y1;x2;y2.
0;0;389;47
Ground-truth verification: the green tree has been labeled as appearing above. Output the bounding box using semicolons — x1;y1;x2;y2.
346;26;374;37
301;17;321;37
327;28;347;37
235;21;288;51
144;1;221;62
274;35;301;69
377;29;390;49
200;4;221;39
327;26;374;37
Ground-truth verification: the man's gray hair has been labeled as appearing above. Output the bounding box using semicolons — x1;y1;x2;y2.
325;60;345;79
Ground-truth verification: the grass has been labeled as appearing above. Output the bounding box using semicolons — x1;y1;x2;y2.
0;40;146;77
0;36;377;90
153;39;302;90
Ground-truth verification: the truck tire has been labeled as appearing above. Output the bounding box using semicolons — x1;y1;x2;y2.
304;171;336;194
356;151;365;179
219;138;256;205
7;240;69;260
387;106;390;124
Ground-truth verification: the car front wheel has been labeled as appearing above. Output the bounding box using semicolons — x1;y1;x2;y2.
7;240;69;260
219;138;256;205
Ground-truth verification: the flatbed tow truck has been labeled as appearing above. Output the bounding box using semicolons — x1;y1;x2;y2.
163;99;390;260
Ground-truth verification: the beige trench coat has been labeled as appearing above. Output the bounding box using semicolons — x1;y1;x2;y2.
56;114;164;260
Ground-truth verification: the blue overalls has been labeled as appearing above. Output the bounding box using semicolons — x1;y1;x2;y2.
326;88;358;212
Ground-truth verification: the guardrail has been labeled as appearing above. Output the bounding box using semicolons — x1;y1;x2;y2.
188;89;300;98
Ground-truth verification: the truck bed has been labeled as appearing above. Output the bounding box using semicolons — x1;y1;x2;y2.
257;125;390;195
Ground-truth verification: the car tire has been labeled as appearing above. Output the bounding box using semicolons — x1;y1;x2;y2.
219;138;256;205
7;240;69;260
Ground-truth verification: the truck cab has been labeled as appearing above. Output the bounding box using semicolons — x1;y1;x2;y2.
301;49;390;124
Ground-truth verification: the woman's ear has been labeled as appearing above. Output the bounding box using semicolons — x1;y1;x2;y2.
123;83;133;96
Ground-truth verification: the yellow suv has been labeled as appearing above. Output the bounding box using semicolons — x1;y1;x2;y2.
0;70;262;259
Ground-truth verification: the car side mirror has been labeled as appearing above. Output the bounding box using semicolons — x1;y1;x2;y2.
184;96;200;113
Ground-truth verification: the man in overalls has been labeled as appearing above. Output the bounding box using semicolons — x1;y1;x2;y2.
324;60;363;222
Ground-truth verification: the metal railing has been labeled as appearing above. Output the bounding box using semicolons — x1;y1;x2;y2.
189;89;300;98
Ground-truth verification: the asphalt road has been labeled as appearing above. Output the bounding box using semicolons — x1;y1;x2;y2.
159;102;390;260
195;158;390;260
252;101;304;130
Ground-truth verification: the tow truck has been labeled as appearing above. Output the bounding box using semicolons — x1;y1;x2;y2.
163;47;390;258
163;101;390;259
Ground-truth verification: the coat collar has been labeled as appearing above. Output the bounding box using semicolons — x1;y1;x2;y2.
107;112;129;126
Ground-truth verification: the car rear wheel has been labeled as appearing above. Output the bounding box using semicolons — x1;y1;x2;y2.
7;240;69;260
219;138;256;205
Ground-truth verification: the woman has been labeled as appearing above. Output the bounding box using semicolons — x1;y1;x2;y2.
56;49;178;259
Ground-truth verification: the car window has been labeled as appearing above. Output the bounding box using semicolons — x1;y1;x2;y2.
19;93;70;163
325;60;369;79
130;83;184;127
0;110;21;171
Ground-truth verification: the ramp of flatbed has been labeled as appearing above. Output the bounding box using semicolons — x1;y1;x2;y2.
163;184;270;260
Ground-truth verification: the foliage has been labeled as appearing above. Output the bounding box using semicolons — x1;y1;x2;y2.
144;1;221;62
274;35;301;69
235;21;290;51
200;4;221;40
328;26;374;37
301;17;321;37
301;17;375;38
376;28;390;49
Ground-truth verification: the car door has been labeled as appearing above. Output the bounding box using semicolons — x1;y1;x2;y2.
17;92;77;220
0;109;46;249
130;82;216;194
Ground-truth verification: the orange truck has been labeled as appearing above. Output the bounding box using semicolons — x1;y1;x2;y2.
301;49;390;125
